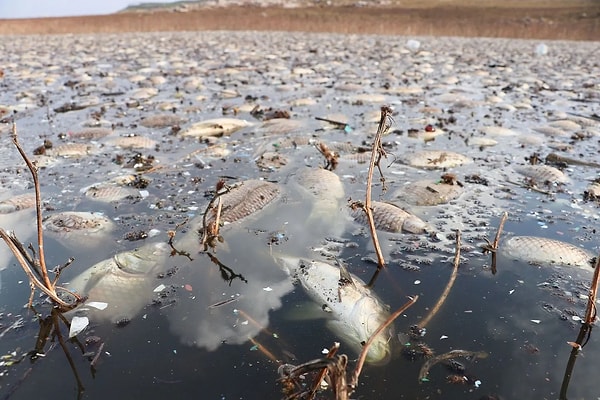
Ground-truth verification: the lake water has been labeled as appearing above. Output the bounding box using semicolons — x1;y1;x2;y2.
0;31;599;399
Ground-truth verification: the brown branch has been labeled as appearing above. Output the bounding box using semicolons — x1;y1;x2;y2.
482;211;508;275
349;295;418;391
308;342;340;399
11;123;52;289
418;230;461;329
584;252;600;325
364;106;393;270
0;229;72;308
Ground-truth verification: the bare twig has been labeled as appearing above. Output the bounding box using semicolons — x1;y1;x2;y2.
308;342;340;399
482;211;508;274
11;123;52;289
0;229;73;308
584;253;600;325
363;106;393;270
418;231;461;329
200;180;239;250
349;295;418;391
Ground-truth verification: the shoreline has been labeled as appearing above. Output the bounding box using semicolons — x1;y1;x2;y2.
0;5;598;40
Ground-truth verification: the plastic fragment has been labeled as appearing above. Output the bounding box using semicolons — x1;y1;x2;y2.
531;319;541;324
69;316;89;338
440;335;449;340
263;287;273;292
87;301;108;310
153;284;166;293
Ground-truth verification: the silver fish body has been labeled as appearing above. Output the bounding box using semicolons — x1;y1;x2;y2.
279;257;392;364
351;201;429;234
68;242;170;322
502;236;594;269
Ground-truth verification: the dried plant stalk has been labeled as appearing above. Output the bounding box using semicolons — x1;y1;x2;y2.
418;231;461;329
349;295;418;391
584;253;600;325
0;123;81;310
363;105;393;269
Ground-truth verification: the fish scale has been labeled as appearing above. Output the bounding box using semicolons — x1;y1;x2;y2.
351;201;428;234
210;180;280;225
502;236;594;269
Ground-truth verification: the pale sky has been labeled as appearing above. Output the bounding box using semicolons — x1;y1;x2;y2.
0;0;180;19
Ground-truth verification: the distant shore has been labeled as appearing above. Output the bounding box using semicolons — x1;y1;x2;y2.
0;5;598;40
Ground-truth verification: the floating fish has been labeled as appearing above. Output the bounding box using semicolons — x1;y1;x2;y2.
105;135;158;150
68;242;170;323
502;236;595;269
513;164;568;184
351;201;429;234
393;180;463;206
208;179;280;226
278;257;392;364
181;118;253;138
0;193;36;214
139;114;184;128
43;211;115;249
401;150;472;169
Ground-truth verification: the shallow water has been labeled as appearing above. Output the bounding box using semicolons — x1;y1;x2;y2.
0;31;599;399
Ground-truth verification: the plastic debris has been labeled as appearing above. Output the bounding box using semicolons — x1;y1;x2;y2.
184;284;193;292
414;280;421;285
531;320;541;324
69;316;89;338
440;335;449;340
153;284;166;293
87;301;108;310
263;286;273;292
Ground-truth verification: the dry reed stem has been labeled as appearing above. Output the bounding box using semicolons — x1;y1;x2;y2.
584;253;600;325
11;123;51;289
482;211;508;274
363;106;393;270
308;342;340;399
349;295;419;391
418;231;461;329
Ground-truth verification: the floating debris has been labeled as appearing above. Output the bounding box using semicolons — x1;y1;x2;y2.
502;236;595;269
351;201;429;233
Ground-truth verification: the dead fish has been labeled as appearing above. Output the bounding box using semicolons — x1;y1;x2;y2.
513;165;568;184
207;180;280;226
139;114;184;128
255;118;305;136
68;242;170;323
545;153;600;168
82;184;139;203
351;201;429;233
502;236;595;269
43;211;113;233
393;179;463;206
0;193;36;214
67;127;113;140
46;143;94;158
278;257;392;364
43;211;115;249
402;150;472;169
181;118;253;138
288;167;347;240
480;126;518;137
105;136;157;150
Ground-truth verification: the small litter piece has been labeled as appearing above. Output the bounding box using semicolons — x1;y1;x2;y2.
531;319;541;324
440;335;449;340
153;284;166;293
87;301;108;310
414;280;421;285
69;316;89;338
263;286;273;292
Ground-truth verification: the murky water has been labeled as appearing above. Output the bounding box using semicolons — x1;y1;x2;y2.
0;31;599;399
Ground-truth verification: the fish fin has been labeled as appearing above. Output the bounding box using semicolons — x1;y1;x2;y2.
336;259;356;289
